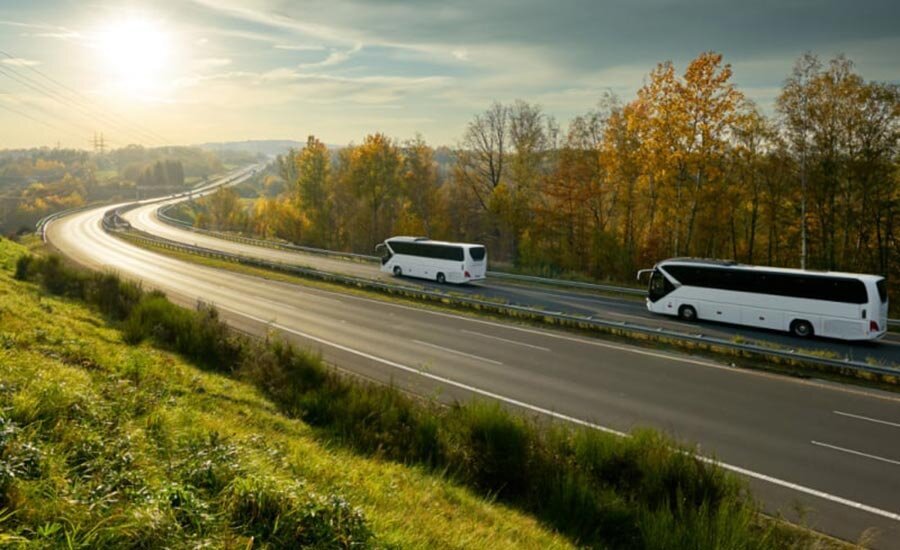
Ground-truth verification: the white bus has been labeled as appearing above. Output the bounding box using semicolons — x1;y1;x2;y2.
377;237;487;284
638;258;888;341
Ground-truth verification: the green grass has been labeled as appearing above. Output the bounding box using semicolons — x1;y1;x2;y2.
0;237;572;548
2;237;851;548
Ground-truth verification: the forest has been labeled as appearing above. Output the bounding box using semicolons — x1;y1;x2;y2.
0;146;224;234
161;53;900;294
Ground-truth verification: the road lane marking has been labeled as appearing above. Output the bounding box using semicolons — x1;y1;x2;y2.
214;305;900;523
460;329;551;351
833;410;900;429
412;339;503;365
811;441;900;467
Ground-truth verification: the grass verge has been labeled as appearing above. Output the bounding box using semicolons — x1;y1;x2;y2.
0;237;571;548
3;236;847;548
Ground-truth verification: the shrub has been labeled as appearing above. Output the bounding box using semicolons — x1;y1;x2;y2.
13;255;32;281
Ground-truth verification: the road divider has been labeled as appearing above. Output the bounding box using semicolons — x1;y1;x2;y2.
104;208;900;384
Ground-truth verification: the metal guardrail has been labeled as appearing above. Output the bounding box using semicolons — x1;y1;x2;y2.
36;202;108;242
155;202;900;330
485;271;647;295
157;205;650;290
103;213;900;378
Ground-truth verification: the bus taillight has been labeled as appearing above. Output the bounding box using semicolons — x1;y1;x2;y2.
870;321;880;332
464;271;471;278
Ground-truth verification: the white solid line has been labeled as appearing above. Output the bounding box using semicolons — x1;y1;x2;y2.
217;305;900;523
413;339;504;365
811;440;900;467
460;329;551;351
833;410;900;429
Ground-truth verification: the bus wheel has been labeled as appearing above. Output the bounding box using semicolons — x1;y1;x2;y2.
393;266;402;277
678;305;697;321
436;273;446;284
790;320;814;338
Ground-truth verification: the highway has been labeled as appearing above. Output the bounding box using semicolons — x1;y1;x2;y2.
46;172;900;547
128;196;900;366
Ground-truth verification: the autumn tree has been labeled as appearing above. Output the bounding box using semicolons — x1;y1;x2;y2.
294;135;332;247
343;133;402;249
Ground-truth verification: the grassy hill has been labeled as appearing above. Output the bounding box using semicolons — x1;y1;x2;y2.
0;237;570;548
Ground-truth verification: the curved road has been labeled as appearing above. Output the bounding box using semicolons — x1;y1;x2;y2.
46;172;900;547
127;201;900;366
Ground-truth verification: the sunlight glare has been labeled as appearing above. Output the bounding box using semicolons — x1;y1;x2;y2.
95;17;172;96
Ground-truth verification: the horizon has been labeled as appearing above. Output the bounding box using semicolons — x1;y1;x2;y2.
1;1;899;149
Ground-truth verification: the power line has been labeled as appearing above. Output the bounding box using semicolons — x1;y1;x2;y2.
0;48;172;145
0;95;87;142
0;51;167;145
0;60;165;146
0;64;147;146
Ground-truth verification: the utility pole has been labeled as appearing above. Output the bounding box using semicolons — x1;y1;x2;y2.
92;132;106;155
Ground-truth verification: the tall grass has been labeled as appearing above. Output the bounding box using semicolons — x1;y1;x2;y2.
13;253;809;548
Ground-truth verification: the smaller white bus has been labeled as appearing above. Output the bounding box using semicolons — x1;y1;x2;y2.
638;258;888;341
377;236;487;284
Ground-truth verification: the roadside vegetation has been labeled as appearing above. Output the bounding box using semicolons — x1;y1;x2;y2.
0;146;237;237
171;51;898;316
1;235;848;548
0;237;571;548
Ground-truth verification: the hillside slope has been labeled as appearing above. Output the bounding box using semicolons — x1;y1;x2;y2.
0;236;570;548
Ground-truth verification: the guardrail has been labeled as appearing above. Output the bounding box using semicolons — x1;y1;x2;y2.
103;214;900;378
485;271;647;295
155;202;900;331
35;202;108;242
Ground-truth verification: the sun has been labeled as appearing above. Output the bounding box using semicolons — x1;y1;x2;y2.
95;17;172;96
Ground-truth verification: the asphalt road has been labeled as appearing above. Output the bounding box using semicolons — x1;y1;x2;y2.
45;174;900;547
125;198;900;366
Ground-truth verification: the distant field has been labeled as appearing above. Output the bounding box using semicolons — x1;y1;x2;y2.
92;169;118;181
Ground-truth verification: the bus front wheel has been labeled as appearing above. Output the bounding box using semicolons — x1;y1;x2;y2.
436;273;446;284
790;320;814;338
393;266;402;277
678;305;697;321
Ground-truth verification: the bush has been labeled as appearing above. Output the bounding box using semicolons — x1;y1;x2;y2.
13;255;32;281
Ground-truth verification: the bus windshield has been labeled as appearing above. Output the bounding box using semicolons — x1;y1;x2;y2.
648;270;673;302
375;243;391;265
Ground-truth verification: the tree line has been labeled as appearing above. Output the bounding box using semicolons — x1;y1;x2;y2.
196;51;899;297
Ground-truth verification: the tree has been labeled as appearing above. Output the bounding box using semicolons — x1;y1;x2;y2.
294;135;332;246
344;133;402;248
457;102;509;212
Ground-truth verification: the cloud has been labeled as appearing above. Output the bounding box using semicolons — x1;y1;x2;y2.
194;57;232;69
298;43;362;69
1;58;41;67
275;44;326;51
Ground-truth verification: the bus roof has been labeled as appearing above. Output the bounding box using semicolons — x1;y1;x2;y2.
657;257;884;282
386;236;485;249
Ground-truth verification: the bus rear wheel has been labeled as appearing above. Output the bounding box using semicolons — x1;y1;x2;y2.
436;273;446;284
678;305;697;321
393;266;402;277
790;320;814;338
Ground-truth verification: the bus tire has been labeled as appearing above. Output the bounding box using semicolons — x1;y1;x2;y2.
393;266;402;277
678;305;697;321
790;319;814;338
436;273;446;284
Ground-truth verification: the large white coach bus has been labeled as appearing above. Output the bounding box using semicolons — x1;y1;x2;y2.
377;237;487;284
637;258;888;340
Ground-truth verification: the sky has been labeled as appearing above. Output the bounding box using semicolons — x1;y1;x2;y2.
0;0;898;149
